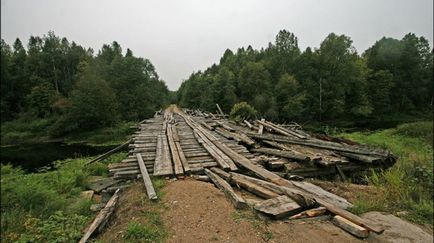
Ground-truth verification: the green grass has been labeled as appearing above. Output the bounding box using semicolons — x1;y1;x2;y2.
0;151;128;242
1;116;55;144
341;121;433;225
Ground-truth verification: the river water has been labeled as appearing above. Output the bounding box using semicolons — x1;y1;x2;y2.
1;142;116;172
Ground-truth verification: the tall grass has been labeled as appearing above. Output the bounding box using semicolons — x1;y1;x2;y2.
342;121;433;224
1;152;127;242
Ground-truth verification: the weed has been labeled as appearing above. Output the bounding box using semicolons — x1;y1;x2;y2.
125;222;164;243
341;121;433;224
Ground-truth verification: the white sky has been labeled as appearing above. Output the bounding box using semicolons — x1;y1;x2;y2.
1;0;433;90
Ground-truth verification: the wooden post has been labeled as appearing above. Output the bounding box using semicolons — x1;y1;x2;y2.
216;103;224;115
136;154;157;200
258;118;265;134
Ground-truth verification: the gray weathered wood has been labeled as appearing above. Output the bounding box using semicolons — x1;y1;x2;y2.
79;189;120;243
136;154;157;200
254;195;303;219
204;169;246;209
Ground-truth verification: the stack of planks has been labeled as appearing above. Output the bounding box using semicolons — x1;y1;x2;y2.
191;114;396;180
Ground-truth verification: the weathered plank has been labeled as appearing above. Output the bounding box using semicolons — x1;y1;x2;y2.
136;154;157;200
79;189;120;243
153;134;173;176
204;169;246;209
254;195;303;219
167;124;184;176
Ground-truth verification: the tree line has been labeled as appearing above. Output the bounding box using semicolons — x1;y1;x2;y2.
1;32;170;135
176;30;433;123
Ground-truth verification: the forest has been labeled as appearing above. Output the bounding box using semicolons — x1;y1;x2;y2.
1;31;170;138
177;30;433;124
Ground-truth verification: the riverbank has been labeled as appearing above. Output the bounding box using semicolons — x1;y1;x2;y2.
1;117;135;147
340;121;433;225
0;151;129;242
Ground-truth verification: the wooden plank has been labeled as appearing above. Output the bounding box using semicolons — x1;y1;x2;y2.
167;124;184;175
204;169;246;209
86;139;131;165
332;215;370;238
216;103;224;115
258;118;265;134
231;175;280;199
136;154;157;200
79;189;120;243
87;178;119;193
153;134;173;176
254;195;303;219
319;199;383;234
251;147;310;162
175;141;190;174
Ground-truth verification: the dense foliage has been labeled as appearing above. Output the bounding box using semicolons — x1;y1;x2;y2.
176;30;433;122
1;32;169;136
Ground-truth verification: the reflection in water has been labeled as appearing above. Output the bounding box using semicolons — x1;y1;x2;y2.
1;142;117;172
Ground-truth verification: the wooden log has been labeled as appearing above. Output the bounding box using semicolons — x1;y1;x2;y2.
332;215;370;238
79;189;120;243
251;147;310;162
204;169;246;209
254;195;303;219
200;121;214;131
136;154;157;200
86;139;131;165
258;118;265;134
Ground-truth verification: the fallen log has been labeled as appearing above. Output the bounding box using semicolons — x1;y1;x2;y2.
204;169;246;209
79;189;120;243
136;154;157;200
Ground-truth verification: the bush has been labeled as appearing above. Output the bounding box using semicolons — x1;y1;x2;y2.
229;102;257;122
394;121;433;146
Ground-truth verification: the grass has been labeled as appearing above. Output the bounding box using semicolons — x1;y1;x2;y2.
341;121;433;225
0;151;128;242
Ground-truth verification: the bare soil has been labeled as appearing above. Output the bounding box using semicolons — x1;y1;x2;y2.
97;179;432;243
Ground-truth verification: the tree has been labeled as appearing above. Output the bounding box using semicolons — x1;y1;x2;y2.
67;70;119;130
275;74;306;120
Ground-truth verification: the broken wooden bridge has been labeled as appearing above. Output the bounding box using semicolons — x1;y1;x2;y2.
83;106;397;241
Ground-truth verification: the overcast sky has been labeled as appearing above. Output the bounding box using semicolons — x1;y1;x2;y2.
1;0;433;90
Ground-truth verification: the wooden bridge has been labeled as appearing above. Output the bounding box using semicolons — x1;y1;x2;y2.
81;105;396;242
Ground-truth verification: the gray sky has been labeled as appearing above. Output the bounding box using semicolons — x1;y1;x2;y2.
1;0;433;90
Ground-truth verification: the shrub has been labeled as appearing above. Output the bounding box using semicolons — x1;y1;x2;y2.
229;102;257;122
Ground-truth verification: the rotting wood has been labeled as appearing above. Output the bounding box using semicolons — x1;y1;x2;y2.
204;169;247;209
136;154;157;200
79;189;120;243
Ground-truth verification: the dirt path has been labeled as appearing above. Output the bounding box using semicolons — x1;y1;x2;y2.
161;179;365;243
97;179;432;243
